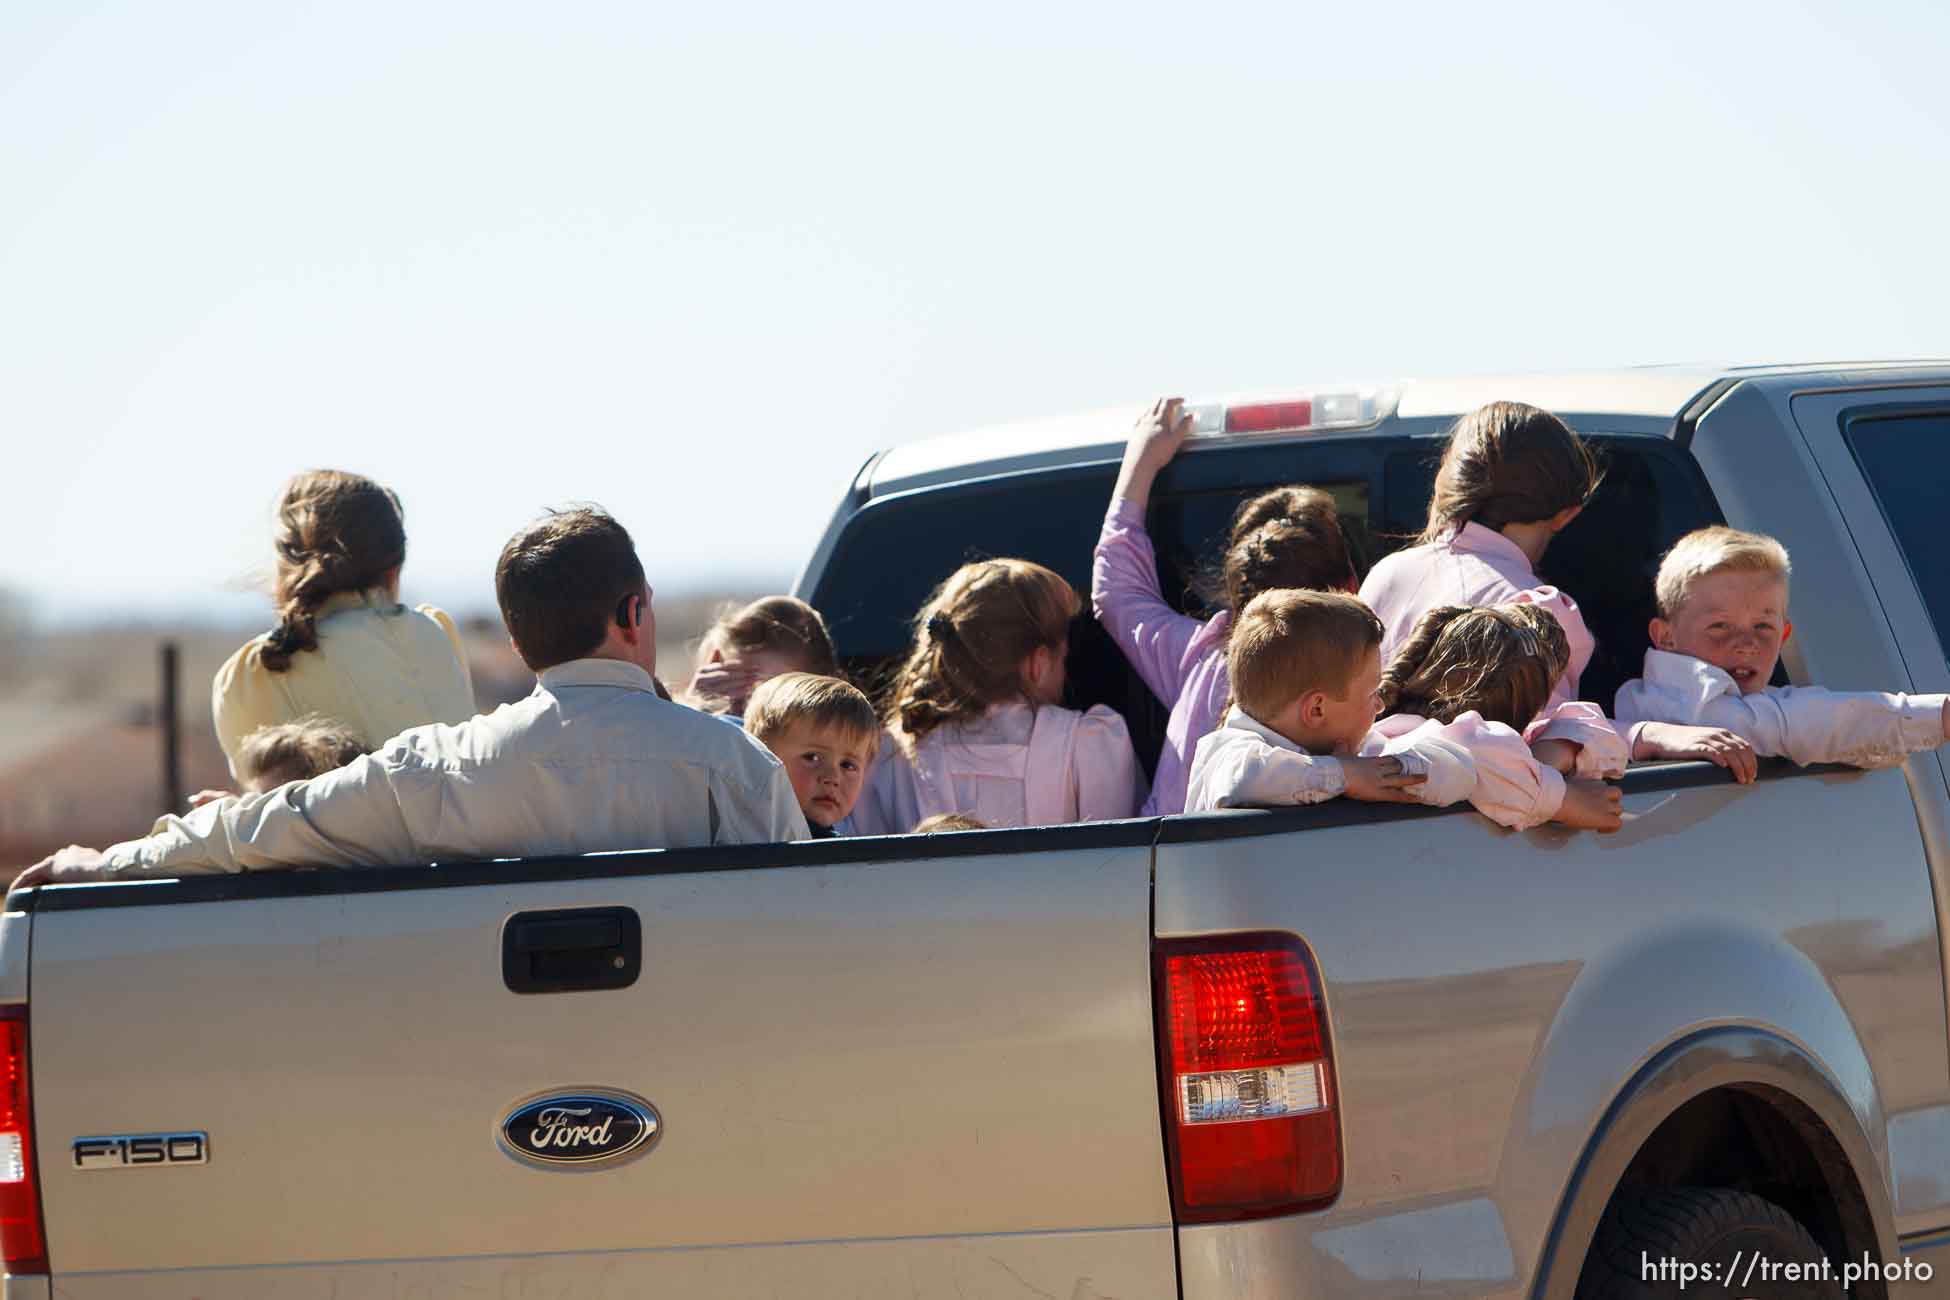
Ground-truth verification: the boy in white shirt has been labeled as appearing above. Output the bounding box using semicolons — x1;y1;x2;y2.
1615;526;1950;770
1185;590;1478;812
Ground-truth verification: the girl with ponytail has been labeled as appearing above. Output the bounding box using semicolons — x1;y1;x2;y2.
846;558;1143;834
211;471;475;781
1093;397;1359;815
1372;603;1624;831
1360;401;1600;719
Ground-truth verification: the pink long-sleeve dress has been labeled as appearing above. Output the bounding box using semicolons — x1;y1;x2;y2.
1358;522;1596;716
846;700;1144;836
1091;496;1231;816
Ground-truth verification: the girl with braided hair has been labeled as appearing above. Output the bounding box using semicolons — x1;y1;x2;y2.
846;558;1143;834
1372;603;1624;831
211;470;474;782
1093;397;1359;815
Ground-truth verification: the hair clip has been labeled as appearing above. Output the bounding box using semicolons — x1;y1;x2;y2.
926;613;954;642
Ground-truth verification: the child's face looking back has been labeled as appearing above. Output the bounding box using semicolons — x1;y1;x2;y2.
1653;569;1788;694
764;720;874;828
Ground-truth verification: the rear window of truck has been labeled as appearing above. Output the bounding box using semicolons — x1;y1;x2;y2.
809;433;1723;773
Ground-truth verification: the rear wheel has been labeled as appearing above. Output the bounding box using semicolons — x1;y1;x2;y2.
1576;1186;1843;1299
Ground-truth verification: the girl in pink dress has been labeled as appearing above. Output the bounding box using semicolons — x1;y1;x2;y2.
1360;401;1600;718
848;559;1144;835
1093;398;1358;815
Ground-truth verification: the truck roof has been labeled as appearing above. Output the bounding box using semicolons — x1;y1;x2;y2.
867;360;1950;497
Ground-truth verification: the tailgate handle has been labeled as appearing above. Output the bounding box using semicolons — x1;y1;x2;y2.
503;907;641;995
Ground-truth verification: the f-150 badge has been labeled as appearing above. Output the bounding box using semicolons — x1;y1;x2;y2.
73;1132;208;1170
498;1090;659;1169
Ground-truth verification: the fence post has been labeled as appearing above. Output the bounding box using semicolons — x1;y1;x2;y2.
160;641;182;814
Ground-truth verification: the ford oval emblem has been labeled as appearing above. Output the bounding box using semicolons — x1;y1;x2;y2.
498;1089;660;1169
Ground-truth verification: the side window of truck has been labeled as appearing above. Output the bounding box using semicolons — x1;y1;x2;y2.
1844;410;1950;664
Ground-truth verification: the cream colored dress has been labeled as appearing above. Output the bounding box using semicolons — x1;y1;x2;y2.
212;588;476;779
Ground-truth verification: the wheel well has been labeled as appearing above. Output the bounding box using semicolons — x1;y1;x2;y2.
1612;1083;1883;1298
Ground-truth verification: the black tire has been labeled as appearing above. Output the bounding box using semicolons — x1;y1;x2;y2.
1576;1186;1844;1299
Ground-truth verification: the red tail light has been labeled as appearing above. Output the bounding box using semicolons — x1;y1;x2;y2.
0;1008;45;1273
1155;934;1341;1222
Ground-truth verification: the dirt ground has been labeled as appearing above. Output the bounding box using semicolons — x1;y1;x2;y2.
0;592;758;874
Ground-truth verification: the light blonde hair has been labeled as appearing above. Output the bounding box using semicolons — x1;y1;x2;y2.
887;559;1079;745
744;673;878;751
1654;526;1792;618
235;716;370;788
1226;589;1384;723
1377;603;1570;730
914;812;985;833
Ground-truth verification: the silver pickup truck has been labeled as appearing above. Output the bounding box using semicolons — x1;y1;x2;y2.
6;362;1950;1300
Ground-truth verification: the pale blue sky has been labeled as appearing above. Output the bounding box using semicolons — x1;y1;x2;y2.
3;0;1945;623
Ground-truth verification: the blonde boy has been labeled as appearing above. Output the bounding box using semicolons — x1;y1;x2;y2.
745;673;879;837
1185;590;1476;812
1615;526;1950;770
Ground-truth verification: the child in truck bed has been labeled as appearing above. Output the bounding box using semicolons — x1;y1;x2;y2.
1094;397;1360;816
1615;526;1950;770
1189;594;1624;831
1359;401;1598;716
1185;590;1473;814
1377;602;1621;830
681;596;839;723
744;673;878;839
849;558;1144;834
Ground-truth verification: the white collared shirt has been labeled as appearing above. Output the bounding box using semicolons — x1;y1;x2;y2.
107;659;809;875
1615;649;1949;769
1185;707;1478;814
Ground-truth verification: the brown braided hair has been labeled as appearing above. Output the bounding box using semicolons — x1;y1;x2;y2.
887;558;1077;746
1419;401;1600;545
261;471;406;673
1196;486;1357;620
1377;602;1570;730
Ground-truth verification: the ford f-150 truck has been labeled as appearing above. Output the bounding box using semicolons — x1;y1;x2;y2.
6;362;1950;1299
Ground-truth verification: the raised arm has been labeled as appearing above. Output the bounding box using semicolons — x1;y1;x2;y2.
1091;398;1209;706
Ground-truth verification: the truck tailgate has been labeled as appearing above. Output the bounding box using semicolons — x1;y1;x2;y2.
27;835;1174;1298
